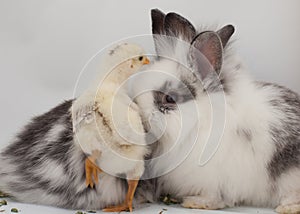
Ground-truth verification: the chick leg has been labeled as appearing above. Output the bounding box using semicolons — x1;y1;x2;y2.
126;179;139;212
85;151;102;188
102;179;139;212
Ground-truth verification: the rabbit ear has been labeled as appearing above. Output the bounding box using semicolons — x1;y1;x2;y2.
151;9;166;34
217;24;235;48
190;31;223;79
151;9;166;35
151;9;166;56
164;12;196;42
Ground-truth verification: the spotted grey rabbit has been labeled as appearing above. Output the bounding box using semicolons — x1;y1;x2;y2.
131;9;300;213
0;100;132;210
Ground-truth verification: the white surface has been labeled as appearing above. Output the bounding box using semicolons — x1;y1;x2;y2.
0;198;276;214
0;1;299;213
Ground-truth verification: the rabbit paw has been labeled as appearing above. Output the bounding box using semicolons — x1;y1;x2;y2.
181;195;226;210
276;204;300;214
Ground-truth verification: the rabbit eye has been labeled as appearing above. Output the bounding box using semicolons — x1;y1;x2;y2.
166;95;175;103
163;93;177;104
155;91;178;113
138;56;143;61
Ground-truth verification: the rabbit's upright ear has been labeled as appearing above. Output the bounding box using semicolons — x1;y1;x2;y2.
190;31;223;79
151;9;166;55
151;10;196;56
217;25;235;48
164;12;196;42
151;9;166;35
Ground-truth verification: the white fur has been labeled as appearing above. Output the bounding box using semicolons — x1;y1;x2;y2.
132;44;300;212
44;122;65;142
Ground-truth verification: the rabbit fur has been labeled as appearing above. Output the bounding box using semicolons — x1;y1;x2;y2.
130;9;300;213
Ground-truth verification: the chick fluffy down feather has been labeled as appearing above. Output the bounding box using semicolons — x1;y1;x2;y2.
72;43;149;179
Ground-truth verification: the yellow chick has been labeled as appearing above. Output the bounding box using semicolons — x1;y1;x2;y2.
72;43;150;212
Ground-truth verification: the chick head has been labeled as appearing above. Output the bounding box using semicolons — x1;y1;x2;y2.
106;43;150;83
130;54;150;69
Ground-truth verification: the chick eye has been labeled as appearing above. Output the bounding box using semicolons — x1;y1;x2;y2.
163;94;177;104
138;56;143;61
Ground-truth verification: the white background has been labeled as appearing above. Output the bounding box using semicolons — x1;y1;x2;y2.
1;0;300;147
0;0;299;213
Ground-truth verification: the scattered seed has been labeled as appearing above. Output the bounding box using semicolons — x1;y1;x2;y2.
11;208;19;213
159;194;179;205
0;191;9;198
0;200;7;206
159;208;168;214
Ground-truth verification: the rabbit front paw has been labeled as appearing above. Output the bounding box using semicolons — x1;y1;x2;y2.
276;204;300;214
181;195;226;210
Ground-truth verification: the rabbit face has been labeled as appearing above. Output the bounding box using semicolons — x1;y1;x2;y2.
130;10;235;148
130;58;201;150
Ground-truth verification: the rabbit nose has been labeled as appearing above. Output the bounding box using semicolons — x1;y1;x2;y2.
159;106;167;114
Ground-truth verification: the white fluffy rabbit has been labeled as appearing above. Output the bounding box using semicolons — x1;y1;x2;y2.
131;9;300;213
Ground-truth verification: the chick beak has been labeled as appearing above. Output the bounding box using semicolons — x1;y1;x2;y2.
143;57;150;65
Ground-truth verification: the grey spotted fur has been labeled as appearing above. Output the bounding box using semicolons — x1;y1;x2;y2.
0;100;129;210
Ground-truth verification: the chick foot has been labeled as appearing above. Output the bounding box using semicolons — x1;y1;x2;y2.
85;155;102;188
103;179;139;212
